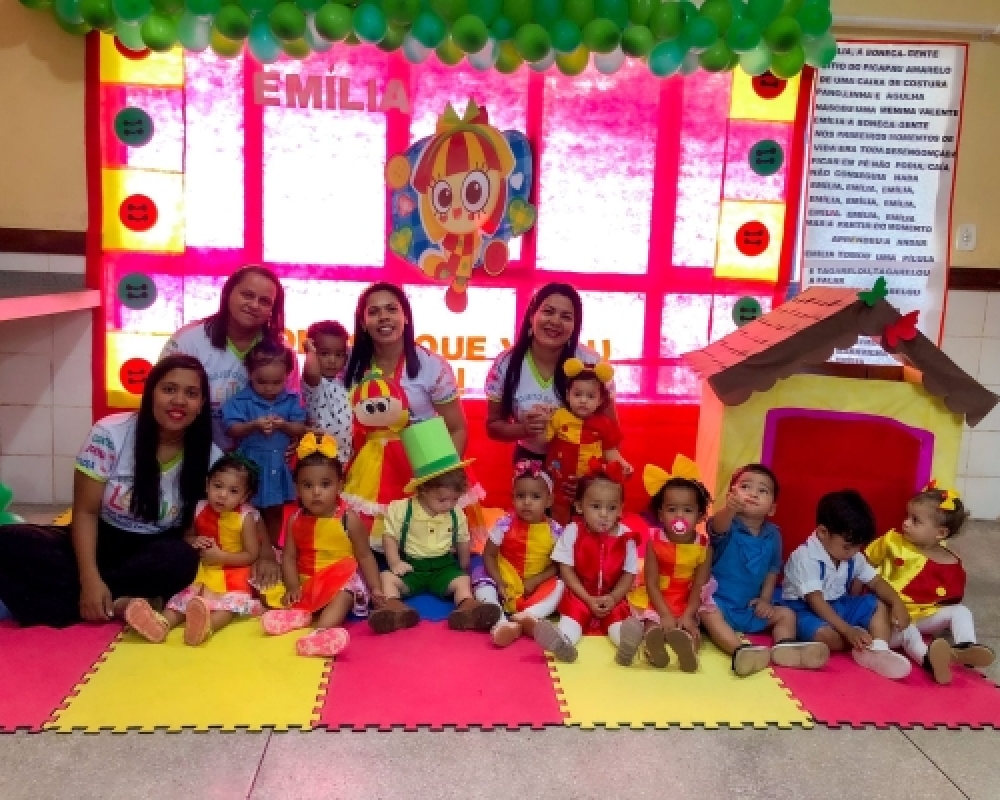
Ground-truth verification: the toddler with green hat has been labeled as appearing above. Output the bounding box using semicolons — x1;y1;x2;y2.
368;418;503;635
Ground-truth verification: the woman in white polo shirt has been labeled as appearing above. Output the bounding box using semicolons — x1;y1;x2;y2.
0;355;220;628
485;283;614;464
160;265;288;451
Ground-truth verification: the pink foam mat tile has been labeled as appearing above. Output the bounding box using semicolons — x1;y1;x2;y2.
317;621;565;730
772;649;1000;729
0;621;122;732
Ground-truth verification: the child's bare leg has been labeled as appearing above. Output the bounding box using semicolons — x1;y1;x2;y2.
769;607;797;643
814;626;847;652
450;575;472;603
381;570;404;600
868;600;891;642
701;610;744;655
209;610;235;632
260;506;284;549
314;590;353;630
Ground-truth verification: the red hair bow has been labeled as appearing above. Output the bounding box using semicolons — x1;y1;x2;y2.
587;457;625;484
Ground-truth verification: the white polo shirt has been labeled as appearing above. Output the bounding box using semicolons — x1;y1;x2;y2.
782;531;878;602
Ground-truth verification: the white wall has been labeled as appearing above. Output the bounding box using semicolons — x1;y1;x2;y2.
941;290;1000;520
0;253;93;504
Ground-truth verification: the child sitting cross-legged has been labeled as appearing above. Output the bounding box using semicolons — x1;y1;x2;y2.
126;454;262;646
701;464;829;677
533;460;643;665
866;483;995;684
780;490;913;680
260;433;385;657
368;418;502;635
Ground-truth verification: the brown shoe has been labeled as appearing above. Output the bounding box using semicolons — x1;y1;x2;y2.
492;619;522;647
924;637;953;685
643;625;670;669
771;641;830;670
614;617;644;666
448;598;502;632
952;642;996;669
664;628;699;672
732;644;771;677
368;598;420;634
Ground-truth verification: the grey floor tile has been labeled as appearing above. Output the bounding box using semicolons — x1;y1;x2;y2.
0;731;269;800
250;727;961;800
950;521;1000;637
904;728;1000;800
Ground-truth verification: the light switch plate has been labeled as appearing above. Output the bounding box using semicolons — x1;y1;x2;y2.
956;224;977;251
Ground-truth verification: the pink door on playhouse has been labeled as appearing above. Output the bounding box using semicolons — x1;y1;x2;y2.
763;410;933;560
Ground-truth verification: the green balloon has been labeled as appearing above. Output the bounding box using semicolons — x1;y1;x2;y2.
353;3;387;41
728;0;746;18
549;18;580;51
376;22;406;49
452;13;488;50
594;0;627;29
555;43;588;74
495;39;524;71
501;0;530;25
431;0;466;23
382;0;419;21
298;0;326;10
739;40;770;74
114;0;152;21
648;36;687;76
115;18;146;48
79;0;115;28
648;1;683;41
725;16;758;50
141;11;178;49
764;14;799;53
269;1;306;39
468;0;500;25
490;14;514;38
184;0;218;14
315;2;352;37
678;0;697;22
678;49;699;73
244;0;276;11
781;0;802;14
281;35;311;56
620;23;652;56
152;0;182;12
19;0;54;10
769;40;803;76
533;0;561;26
411;10;445;45
746;0;780;26
699;0;732;34
247;12;282;58
684;14;716;49
562;0;593;28
436;34;465;62
54;0;84;27
803;30;835;67
515;22;550;60
627;0;650;25
582;17;618;52
698;37;732;71
215;4;250;37
796;2;830;35
54;12;92;33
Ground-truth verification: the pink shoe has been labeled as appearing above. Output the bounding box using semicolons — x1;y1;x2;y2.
261;609;312;635
296;627;350;657
125;598;169;644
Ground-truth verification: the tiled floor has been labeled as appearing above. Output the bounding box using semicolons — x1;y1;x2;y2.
3;511;999;800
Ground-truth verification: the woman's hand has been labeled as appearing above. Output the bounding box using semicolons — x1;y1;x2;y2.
79;577;114;622
522;406;550;438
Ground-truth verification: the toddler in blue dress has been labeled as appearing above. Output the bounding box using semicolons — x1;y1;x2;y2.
223;338;307;549
700;464;829;677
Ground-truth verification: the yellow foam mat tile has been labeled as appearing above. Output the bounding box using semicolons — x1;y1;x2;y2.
48;621;329;732
548;637;813;729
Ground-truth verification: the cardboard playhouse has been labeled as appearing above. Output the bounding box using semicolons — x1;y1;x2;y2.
684;286;1000;557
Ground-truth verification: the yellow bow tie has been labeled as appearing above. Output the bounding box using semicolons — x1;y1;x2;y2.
643;454;701;498
297;432;338;461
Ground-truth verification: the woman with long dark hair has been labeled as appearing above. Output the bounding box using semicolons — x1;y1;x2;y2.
342;282;478;549
485;283;616;464
0;356;219;628
160;265;287;450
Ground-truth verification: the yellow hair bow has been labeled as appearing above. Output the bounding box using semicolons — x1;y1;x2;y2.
563;357;614;385
297;432;338;461
922;480;959;511
643;454;701;497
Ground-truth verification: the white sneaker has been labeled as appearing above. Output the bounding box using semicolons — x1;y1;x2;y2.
852;640;911;680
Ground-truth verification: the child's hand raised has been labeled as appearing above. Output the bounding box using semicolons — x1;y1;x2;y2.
844;626;873;651
725;489;746;515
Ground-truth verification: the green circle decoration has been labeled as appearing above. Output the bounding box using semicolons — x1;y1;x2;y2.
117;273;157;310
732;296;762;327
21;0;834;76
749;138;783;176
114;107;154;146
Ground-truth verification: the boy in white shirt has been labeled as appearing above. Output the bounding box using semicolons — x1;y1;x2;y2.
781;490;913;680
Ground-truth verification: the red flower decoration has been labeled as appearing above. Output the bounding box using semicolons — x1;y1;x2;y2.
884;311;920;348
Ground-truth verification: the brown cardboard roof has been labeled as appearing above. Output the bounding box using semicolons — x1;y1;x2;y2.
683;287;999;427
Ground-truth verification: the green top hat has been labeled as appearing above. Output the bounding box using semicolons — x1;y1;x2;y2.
401;417;475;494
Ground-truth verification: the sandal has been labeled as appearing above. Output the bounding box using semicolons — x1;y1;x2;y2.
770;640;830;670
296;627;350;657
183;596;212;647
732;644;771;677
643;626;670;669
125;598;169;644
261;609;312;636
614;617;644;666
664;628;699;673
533;618;578;663
491;619;523;647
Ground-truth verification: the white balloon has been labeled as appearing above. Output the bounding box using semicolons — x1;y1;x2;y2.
529;50;556;72
679;50;700;75
467;39;497;71
305;14;333;53
402;33;431;64
593;46;625;75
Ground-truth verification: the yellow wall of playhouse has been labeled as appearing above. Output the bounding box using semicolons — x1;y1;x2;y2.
1;0;999;267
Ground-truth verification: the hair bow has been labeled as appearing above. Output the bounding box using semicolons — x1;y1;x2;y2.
922;480;960;511
563;357;614;385
513;460;554;492
643;454;701;498
297;432;338;461
587;457;625;484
